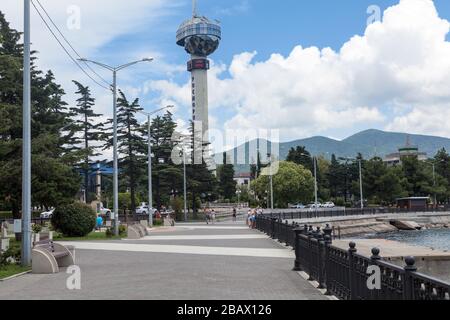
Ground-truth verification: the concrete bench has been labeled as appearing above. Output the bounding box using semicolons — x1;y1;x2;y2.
127;224;149;239
32;239;75;274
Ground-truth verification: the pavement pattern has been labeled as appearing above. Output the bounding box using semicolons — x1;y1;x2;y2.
0;221;327;300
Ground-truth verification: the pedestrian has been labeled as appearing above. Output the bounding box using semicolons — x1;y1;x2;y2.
247;209;252;226
205;208;210;225
232;207;237;222
211;209;216;224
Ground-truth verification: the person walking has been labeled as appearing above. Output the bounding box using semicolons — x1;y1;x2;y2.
232;207;237;222
211;209;216;224
205;208;210;225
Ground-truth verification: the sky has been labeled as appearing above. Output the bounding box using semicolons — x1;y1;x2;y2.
3;0;450;152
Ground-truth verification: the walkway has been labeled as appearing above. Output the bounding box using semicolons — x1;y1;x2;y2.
0;221;327;300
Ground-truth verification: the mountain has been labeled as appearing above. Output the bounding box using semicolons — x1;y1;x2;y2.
214;129;450;173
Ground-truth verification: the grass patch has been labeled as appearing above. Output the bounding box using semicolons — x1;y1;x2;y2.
54;231;123;242
0;264;30;280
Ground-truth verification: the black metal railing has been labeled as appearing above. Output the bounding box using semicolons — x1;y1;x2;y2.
255;215;450;300
260;205;450;221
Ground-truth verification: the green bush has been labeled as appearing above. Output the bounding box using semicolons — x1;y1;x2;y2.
51;202;96;237
105;228;114;238
32;224;42;234
119;225;127;236
0;241;21;266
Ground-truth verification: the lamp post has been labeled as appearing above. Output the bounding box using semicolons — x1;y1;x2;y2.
236;190;242;208
267;153;274;210
299;153;319;215
313;156;318;216
137;106;174;227
21;0;32;266
79;57;153;235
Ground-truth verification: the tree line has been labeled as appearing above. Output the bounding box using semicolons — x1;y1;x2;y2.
248;145;450;208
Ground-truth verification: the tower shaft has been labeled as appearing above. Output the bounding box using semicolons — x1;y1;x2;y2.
188;56;210;144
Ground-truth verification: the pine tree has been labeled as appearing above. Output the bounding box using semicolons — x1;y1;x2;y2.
70;81;104;201
104;90;146;214
145;111;182;208
0;11;81;217
217;152;236;200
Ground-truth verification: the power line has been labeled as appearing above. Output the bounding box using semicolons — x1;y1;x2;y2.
34;0;111;87
31;0;110;91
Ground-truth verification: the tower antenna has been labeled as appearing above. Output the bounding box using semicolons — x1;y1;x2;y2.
192;0;198;17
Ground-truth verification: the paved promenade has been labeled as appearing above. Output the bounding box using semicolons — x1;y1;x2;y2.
0;220;326;300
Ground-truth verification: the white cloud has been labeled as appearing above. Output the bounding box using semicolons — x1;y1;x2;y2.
148;0;450;141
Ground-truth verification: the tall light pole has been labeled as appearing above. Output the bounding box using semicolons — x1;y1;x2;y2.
313;156;318;215
358;159;364;210
183;148;188;221
267;153;274;210
137;105;173;227
21;0;32;267
79;58;153;235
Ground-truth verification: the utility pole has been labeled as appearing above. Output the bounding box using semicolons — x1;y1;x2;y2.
359;159;364;210
433;163;437;206
21;0;32;267
146;114;155;227
313;157;318;216
268;153;274;210
183;148;188;221
112;70;119;236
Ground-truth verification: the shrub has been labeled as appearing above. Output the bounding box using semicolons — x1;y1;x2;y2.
119;225;127;236
0;242;21;266
51;202;96;237
105;228;114;238
32;224;42;234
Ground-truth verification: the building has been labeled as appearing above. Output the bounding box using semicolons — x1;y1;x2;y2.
396;197;429;210
176;0;221;150
234;173;252;189
383;137;427;166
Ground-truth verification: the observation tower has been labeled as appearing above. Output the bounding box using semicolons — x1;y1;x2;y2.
176;0;221;148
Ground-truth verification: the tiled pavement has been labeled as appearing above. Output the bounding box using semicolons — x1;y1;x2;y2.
0;222;327;300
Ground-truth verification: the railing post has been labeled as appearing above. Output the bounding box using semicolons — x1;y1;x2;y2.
348;242;357;300
403;256;417;300
307;225;314;281
317;228;325;289
270;218;276;239
370;248;381;300
292;226;304;271
324;233;333;295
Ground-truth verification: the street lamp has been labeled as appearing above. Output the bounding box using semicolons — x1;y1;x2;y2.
299;153;319;215
236;189;242;208
22;0;32;266
78;57;154;236
267;153;274;210
137;105;174;227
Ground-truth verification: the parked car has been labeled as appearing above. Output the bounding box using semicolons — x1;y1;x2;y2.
136;204;158;216
98;204;112;218
323;202;336;208
40;208;55;219
294;203;306;209
308;203;322;209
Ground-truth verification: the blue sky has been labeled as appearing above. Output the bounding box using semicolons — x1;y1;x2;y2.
4;0;450;148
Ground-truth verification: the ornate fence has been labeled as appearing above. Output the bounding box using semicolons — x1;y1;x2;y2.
255;215;450;300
